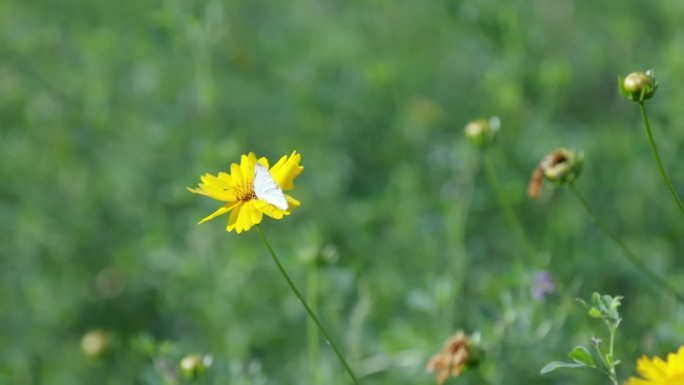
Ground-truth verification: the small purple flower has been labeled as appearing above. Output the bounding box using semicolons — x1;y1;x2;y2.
531;271;555;301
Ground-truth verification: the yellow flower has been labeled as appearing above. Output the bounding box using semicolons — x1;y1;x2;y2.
626;346;684;385
188;151;303;233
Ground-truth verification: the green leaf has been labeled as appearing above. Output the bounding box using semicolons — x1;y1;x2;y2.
588;307;602;318
569;346;596;367
540;361;585;374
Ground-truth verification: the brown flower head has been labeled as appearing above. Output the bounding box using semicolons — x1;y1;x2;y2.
528;148;583;199
427;331;472;384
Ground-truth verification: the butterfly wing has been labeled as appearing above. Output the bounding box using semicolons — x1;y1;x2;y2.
253;163;289;210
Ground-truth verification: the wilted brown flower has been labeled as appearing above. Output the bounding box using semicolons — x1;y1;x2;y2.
528;148;583;199
427;331;471;385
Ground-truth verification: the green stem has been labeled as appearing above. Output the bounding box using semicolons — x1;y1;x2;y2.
639;102;684;216
569;183;684;304
483;152;537;258
606;321;619;385
592;343;610;373
307;265;322;385
256;225;360;385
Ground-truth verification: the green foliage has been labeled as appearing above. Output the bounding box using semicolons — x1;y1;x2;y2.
543;293;623;384
2;0;684;384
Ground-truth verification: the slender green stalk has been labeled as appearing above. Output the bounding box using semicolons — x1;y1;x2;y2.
256;225;360;385
639;102;684;216
569;183;684;304
307;265;322;385
483;151;538;258
441;156;478;327
606;323;618;385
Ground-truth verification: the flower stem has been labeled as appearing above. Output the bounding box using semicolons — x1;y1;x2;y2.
607;323;618;385
569;183;684;304
307;265;322;385
483;151;538;258
256;225;360;385
639;102;684;216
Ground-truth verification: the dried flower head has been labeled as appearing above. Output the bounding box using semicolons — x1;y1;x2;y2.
427;331;478;384
464;116;500;148
619;70;658;102
528;148;583;199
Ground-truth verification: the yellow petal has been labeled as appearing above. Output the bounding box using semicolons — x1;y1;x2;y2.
255;198;288;219
230;162;243;183
638;356;668;381
235;199;256;233
226;201;244;232
270;150;303;191
624;377;653;385
285;194;301;210
197;201;240;224
239;152;261;185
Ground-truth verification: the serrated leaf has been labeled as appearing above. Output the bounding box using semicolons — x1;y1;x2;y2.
540;361;585;374
569;346;595;367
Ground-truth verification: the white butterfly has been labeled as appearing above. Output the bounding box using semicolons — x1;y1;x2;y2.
253;163;289;210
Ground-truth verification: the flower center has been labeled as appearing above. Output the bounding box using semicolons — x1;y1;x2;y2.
234;183;256;202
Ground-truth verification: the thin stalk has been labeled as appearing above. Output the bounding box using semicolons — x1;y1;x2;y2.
639;102;684;216
307;265;322;385
483;152;537;258
256;225;360;385
607;323;618;385
569;183;684;304
592;344;611;375
442;156;478;327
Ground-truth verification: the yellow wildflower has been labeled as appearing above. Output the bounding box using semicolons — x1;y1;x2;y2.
626;346;684;385
188;151;303;233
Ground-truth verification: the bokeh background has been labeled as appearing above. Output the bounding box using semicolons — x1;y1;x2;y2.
2;0;684;384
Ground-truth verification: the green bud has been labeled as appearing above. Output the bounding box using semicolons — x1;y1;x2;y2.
619;70;658;102
179;354;212;380
81;329;110;358
588;307;602;318
464;116;500;148
298;243;339;267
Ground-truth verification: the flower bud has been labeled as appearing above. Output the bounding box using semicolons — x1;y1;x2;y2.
619;70;658;102
528;148;583;199
298;243;340;267
464;116;500;148
179;354;213;380
81;329;110;358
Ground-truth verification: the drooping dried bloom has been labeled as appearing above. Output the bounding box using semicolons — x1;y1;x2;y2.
528;148;583;199
427;331;473;384
625;345;684;385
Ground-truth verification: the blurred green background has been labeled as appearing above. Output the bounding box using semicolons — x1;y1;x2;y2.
2;0;684;384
